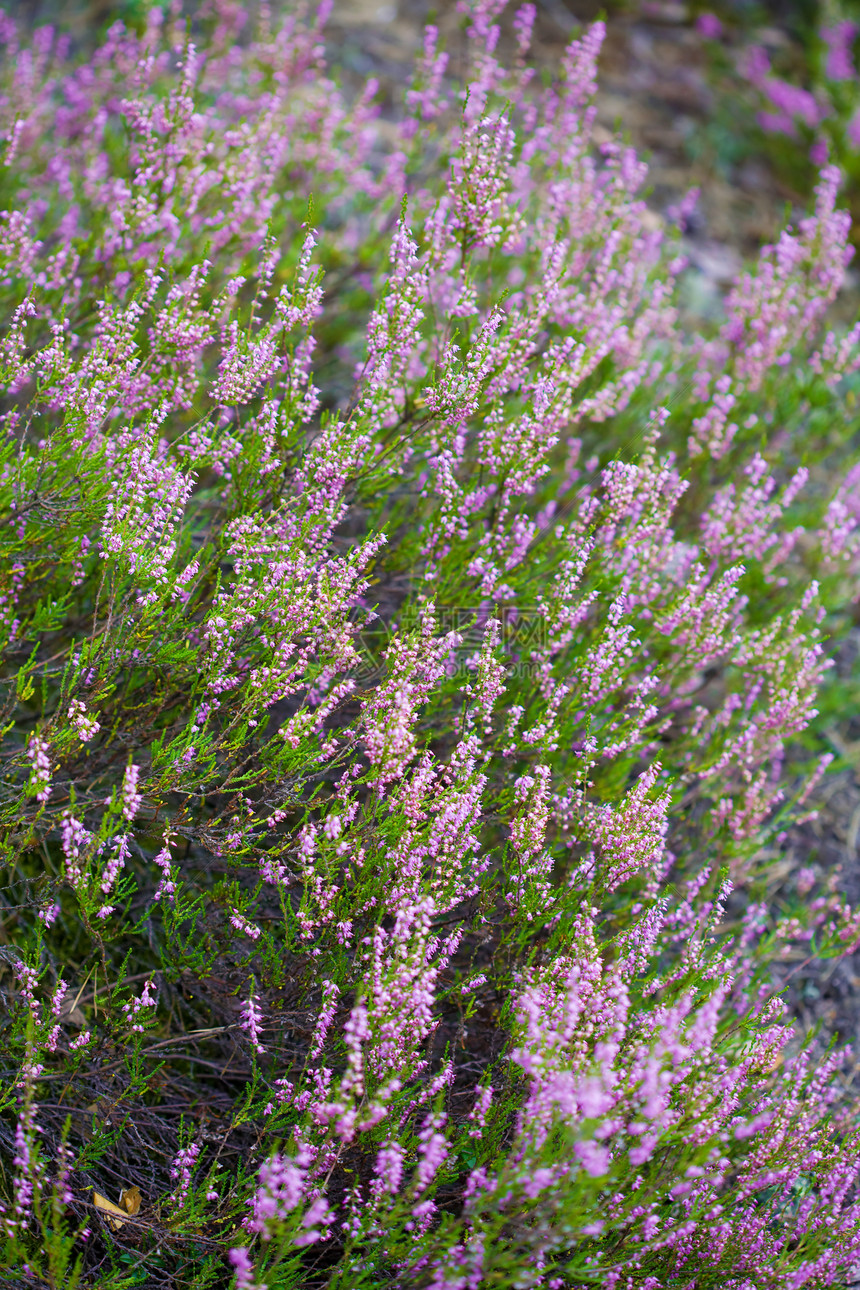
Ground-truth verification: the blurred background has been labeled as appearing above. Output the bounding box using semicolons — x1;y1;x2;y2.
2;0;855;317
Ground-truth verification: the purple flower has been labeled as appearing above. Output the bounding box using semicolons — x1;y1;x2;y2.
2;5;860;1281
810;137;830;166
121;763;143;822
239;990;265;1054
228;1247;261;1290
245;1147;311;1240
848;105;860;148
743;44;771;83
822;21;857;80
696;12;722;40
26;734;51;803
170;1142;200;1207
757;110;797;138
762;78;822;128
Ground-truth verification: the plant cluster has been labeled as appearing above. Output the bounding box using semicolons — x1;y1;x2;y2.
0;1;859;1287
700;0;860;228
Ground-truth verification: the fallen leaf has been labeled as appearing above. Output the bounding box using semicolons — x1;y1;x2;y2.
58;997;86;1027
93;1190;129;1231
120;1185;142;1216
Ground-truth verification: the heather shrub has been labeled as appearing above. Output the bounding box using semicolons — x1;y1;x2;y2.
1;2;860;1287
709;0;860;226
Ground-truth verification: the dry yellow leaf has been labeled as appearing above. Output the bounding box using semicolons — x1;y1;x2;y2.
59;999;86;1027
93;1190;129;1231
120;1185;142;1216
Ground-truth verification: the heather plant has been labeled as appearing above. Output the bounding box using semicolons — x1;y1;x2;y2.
705;1;860;227
0;1;860;1287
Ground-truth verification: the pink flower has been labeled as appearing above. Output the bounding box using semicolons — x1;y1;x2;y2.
696;12;722;39
574;1140;610;1177
170;1142;200;1206
822;21;857;80
26;734;51;803
762;78;822;129
121;763;143;822
245;1147;312;1240
228;1247;261;1290
240;990;265;1054
847;105;860;148
743;44;771;83
810;137;830;166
